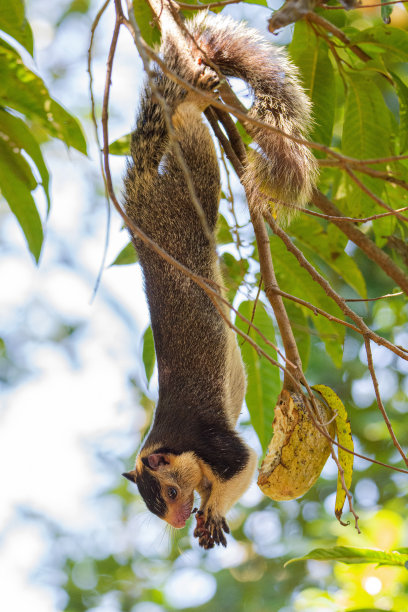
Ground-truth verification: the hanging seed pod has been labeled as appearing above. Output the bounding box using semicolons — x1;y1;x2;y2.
258;389;335;501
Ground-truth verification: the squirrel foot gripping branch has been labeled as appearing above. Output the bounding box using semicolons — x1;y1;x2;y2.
122;11;316;549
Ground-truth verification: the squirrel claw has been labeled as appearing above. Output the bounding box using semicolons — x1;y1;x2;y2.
194;508;229;549
195;65;219;92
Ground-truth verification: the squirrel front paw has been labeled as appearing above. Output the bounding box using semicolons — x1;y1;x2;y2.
193;508;230;549
181;64;219;112
196;65;219;92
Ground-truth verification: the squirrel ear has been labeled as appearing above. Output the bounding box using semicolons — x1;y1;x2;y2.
142;453;170;470
122;471;137;483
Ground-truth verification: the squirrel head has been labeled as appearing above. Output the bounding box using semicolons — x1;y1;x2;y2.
123;449;202;528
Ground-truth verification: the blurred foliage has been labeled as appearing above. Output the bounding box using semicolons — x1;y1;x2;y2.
0;0;86;261
1;0;408;611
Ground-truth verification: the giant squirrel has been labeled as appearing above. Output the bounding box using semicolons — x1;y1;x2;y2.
122;12;317;549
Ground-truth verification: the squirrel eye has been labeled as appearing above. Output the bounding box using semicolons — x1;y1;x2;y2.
167;487;177;500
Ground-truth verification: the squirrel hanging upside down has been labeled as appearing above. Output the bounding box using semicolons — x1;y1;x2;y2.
122;12;317;549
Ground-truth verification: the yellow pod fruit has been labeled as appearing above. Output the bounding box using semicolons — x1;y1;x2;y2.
258;389;335;501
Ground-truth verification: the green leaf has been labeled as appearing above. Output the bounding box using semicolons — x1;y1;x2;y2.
0;108;50;211
342;73;393;218
220;252;248;303
109;133;131;156
216;214;233;246
0;140;43;262
46;100;87;153
236;301;280;452
326;225;367;297
0;0;33;55
269;236;345;368
343;73;393;162
349;26;408;61
315;5;346;29
313;385;354;523
392;72;408;153
284;301;311;371
285;546;408;567
235;121;253;146
289;215;367;298
289;22;336;150
0;39;87;154
110;242;138;266
0;136;36;189
142;325;155;384
133;0;160;47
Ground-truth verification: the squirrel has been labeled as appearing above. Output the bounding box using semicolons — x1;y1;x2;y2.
122;12;316;549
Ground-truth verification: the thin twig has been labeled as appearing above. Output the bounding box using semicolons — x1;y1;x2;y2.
345;292;403;302
345;165;408;224
271;287;361;334
342;154;408;165
320;160;408;193
219;148;244;256
88;0;112;301
204;108;244;176
304;206;408;224
253;210;305;389
365;338;408;466
242;278;263;346
354;0;407;5
306;11;372;64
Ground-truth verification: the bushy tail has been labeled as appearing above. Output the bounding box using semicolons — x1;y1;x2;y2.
187;13;318;218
